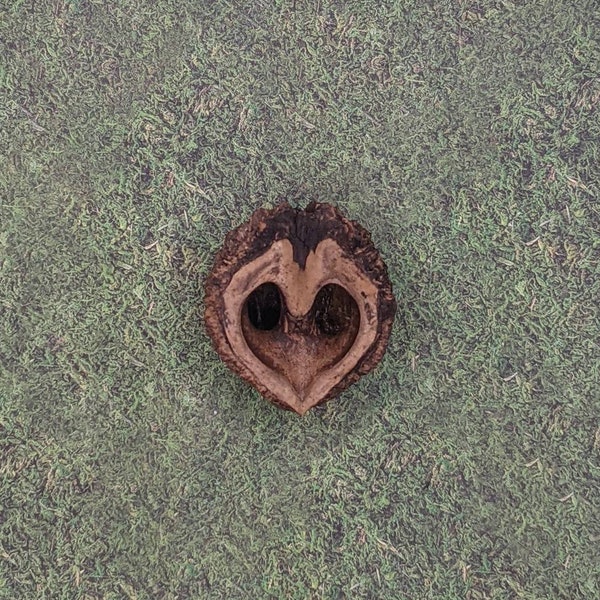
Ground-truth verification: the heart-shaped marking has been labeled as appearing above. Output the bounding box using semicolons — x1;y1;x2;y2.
222;238;379;414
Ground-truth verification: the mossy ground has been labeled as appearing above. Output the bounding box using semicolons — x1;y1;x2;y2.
1;1;599;598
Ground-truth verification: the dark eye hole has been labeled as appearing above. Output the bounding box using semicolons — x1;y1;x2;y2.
313;284;358;336
245;283;282;331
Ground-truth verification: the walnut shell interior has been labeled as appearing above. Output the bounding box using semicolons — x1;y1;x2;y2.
204;202;396;415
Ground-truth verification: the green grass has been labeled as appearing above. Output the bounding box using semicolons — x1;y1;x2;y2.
1;0;599;598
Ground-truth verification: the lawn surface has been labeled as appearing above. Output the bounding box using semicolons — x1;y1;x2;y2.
1;0;600;598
